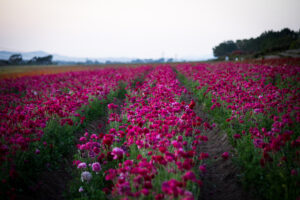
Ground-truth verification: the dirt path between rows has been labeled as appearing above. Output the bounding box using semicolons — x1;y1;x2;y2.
177;75;254;200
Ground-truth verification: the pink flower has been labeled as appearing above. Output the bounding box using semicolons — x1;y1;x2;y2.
77;162;87;169
162;179;181;197
188;100;195;109
111;147;125;160
199;135;208;142
108;103;118;109
141;188;149;196
233;134;241;139
93;147;100;154
222;152;229;160
199;165;206;173
199;152;209;160
155;194;165;200
73;160;81;166
103;134;114;147
183;171;197;182
92;162;101;172
90;134;98;140
79;137;86;143
105;169;117;181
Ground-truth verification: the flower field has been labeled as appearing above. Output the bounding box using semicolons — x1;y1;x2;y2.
0;66;150;199
0;61;299;200
177;61;300;200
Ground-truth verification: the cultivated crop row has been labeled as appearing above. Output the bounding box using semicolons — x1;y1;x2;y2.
0;61;299;200
0;66;151;198
176;62;300;200
71;66;220;199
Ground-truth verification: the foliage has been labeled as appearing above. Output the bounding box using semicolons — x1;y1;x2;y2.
8;54;23;64
28;55;53;65
213;28;300;58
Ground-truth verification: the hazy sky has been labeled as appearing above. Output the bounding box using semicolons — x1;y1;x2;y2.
0;0;299;59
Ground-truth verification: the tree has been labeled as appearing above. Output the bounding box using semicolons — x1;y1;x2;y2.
213;40;237;57
28;55;53;65
166;58;174;63
212;28;299;58
9;54;22;64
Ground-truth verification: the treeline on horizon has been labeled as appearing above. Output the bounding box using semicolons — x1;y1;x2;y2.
0;54;175;66
0;54;53;66
213;28;300;58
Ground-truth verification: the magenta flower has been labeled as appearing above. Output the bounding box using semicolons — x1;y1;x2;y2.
79;137;87;143
111;147;125;160
221;152;229;160
108;103;118;109
199;165;206;173
141;188;149;196
199;152;209;160
90;134;98;140
233;134;241;139
92;162;101;172
77;162;87;169
183;171;197;182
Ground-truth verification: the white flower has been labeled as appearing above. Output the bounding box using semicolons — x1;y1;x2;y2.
81;171;92;182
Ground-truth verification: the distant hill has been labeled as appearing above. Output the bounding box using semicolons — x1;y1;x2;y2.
0;50;138;63
0;50;87;62
0;50;213;64
0;50;50;60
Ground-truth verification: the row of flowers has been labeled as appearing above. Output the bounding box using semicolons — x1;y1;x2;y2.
72;66;227;199
0;66;151;198
176;62;300;200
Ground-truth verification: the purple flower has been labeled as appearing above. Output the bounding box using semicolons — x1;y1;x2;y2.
78;186;84;192
35;149;40;154
77;162;87;169
111;147;125;160
92;162;101;172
